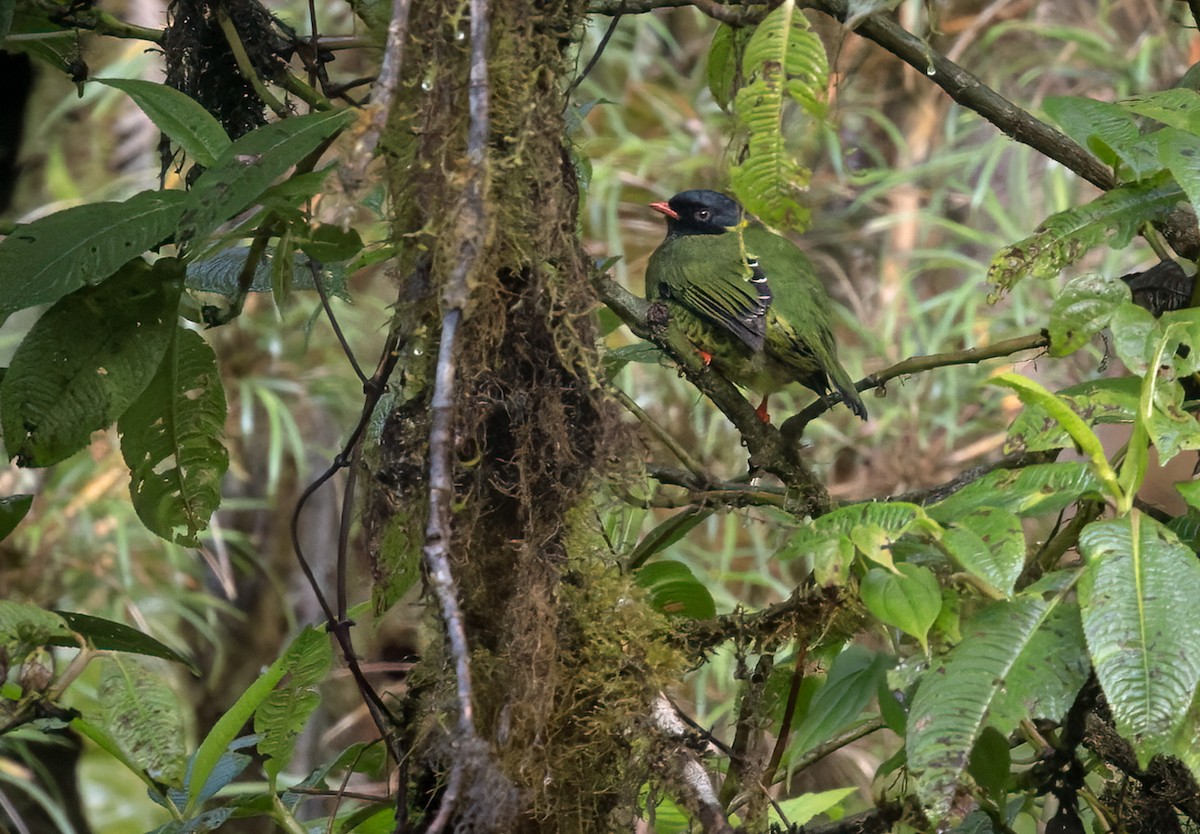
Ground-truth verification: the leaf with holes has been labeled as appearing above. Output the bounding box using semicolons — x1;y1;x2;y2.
98;655;187;786
118;327;227;547
0;190;186;324
1;258;182;467
254;626;332;784
1047;273;1131;357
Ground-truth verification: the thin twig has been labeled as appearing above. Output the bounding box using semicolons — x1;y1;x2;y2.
568;12;623;94
310;259;369;384
588;0;770;25
611;386;709;480
421;0;492;831
343;0;412;190
763;642;807;789
788;716;885;772
782;331;1049;433
215;7;288;117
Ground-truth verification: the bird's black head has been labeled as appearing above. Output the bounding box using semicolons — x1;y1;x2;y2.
650;189;744;236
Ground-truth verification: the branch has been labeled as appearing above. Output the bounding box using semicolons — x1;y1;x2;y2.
421;1;491;831
342;0;412;191
650;695;736;834
591;272;830;514
587;0;770;25
782;331;1049;434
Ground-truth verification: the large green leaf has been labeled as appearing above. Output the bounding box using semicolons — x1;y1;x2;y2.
988;173;1182;293
789;645;891;755
1157;127;1200;214
860;564;941;651
778;502;937;569
1005;377;1140;455
53;611;197;672
1043;95;1141;174
907;586;1087;826
939;507;1025;597
0;494;32;542
635;560;716;619
0;601;74;658
254;626;332;783
727;0;827;230
184;246;349;299
118;327;228;547
1;258;182;466
98;655;187;786
1047;272;1131;357
1119;88;1200;134
1078;512;1200;762
97;79;231;167
927;462;1103;522
0;190;186;323
176;109;355;252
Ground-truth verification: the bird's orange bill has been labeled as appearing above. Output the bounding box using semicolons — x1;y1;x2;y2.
649;201;679;220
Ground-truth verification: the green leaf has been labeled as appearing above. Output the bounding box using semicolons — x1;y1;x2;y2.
1043;96;1140;173
1156;127;1200;214
1005;377;1141;455
860;563;941;651
987;174;1182;294
185;246;349;299
1109;301;1160;375
907;589;1087;826
727;0;828;230
778;502;937;569
52;611;197;672
0;494;32;542
0;190;186;323
118;327;228;547
177;109;355;252
635;560;716;619
628;506;712;570
967;726;1011;802
96;79;232;168
0;601;74;658
706;23;748;111
990;373;1121;501
928;462;1102;521
770;787;856;829
1;258;182;467
1078;512;1200;762
255;626;332;783
98;656;187;786
1119;88;1200;134
1047;273;1131;357
1178;480;1200;512
602;343;665;377
790;645;891;754
940;508;1025;597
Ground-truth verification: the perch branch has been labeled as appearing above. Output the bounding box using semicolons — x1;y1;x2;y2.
592;272;830;514
650;695;736;834
342;0;412;190
422;1;491;831
588;0;770;25
782;331;1049;434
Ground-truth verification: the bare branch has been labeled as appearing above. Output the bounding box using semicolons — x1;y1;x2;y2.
342;0;412;190
650;695;736;834
588;0;770;25
783;331;1049;433
422;0;492;830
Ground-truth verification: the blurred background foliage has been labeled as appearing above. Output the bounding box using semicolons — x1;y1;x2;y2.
1;0;1197;830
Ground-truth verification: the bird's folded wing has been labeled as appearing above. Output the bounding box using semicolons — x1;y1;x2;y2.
672;259;772;352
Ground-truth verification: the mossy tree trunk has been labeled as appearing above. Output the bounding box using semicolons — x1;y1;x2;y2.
362;2;683;829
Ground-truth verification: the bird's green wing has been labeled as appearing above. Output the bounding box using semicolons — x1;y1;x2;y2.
647;230;772;352
745;225;868;419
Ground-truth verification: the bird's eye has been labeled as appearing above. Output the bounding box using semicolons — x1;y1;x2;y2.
695;209;710;221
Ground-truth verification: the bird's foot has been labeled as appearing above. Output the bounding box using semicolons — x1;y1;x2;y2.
755;396;771;424
697;349;713;366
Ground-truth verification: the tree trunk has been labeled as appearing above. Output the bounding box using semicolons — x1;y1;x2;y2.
363;2;684;829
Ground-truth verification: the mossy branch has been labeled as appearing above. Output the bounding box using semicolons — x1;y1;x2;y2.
591;271;830;514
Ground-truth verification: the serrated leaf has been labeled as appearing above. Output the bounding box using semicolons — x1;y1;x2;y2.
1043;96;1139;173
1078;512;1200;762
177;109;354;252
907;590;1087;826
118;327;228;546
940;508;1025;596
987;174;1182;293
1;257;182;467
1178;480;1200;511
778;502;936;561
255;626;332;782
727;0;827;230
635;560;716;619
790;645;891;754
1156;127;1200;215
860;563;941;651
1119;88;1200;134
97;79;231;168
0;190;186;323
706;23;748;111
0;494;32;542
98;656;187;786
52;611;197;672
928;462;1103;521
1048;273;1131;357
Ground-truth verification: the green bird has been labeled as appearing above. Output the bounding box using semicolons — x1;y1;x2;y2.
646;189;867;422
